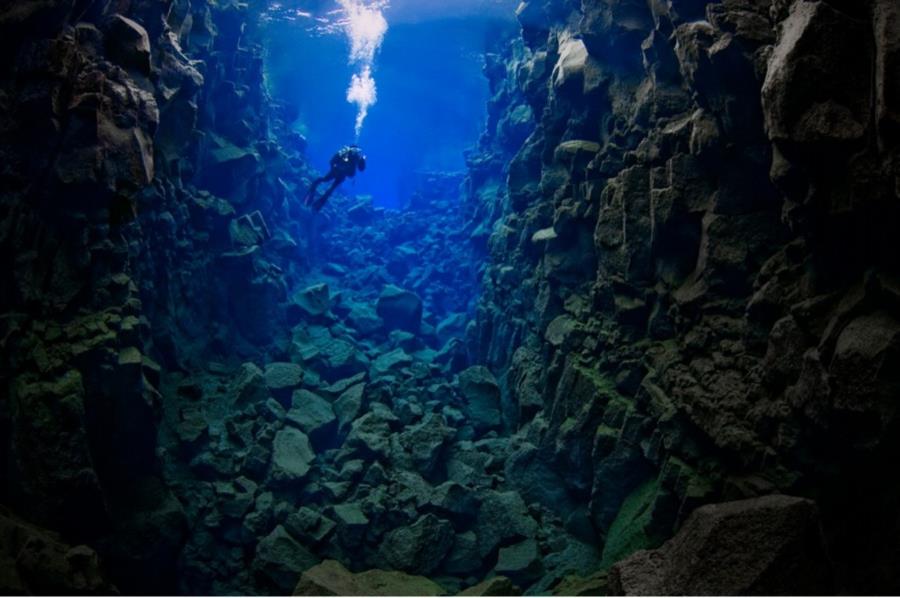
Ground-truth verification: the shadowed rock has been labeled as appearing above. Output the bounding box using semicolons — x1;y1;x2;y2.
293;559;444;596
608;495;833;595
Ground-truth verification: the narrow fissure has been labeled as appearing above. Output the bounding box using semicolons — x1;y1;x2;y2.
1;0;900;596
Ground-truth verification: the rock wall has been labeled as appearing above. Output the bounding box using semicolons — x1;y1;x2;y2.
0;0;317;591
469;0;900;591
2;0;898;594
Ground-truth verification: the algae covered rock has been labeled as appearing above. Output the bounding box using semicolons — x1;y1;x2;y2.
293;559;444;596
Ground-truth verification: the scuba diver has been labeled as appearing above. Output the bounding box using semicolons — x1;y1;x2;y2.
304;145;367;212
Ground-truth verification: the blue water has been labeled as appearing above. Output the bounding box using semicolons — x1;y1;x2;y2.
265;12;515;207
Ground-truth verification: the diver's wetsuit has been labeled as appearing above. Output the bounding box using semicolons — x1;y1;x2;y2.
305;145;367;212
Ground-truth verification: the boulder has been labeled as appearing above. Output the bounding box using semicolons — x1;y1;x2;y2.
229;362;268;407
264;362;304;404
346;304;383;336
378;514;454;575
474;491;538;559
293;559;444;596
376;285;423;333
270;428;316;484
330;503;369;547
608;495;833;595
230;211;271;249
286;390;337;450
314;338;370;382
460;576;522;596
0;506;115;594
103;14;151;74
495;538;543;587
396;413;454;479
443;530;482;576
334;383;366;433
372;348;413;376
253;525;319;593
762;1;870;145
285;507;337;546
457;366;502;433
292;283;331;318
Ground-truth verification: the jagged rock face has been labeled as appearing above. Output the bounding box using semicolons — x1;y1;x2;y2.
0;0;312;592
468;0;900;592
1;0;898;595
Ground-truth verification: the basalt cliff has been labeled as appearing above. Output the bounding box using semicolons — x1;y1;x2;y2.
0;0;898;595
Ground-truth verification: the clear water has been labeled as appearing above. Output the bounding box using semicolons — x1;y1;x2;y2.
264;4;516;208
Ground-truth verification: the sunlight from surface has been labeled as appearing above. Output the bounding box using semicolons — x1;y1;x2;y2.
336;0;388;137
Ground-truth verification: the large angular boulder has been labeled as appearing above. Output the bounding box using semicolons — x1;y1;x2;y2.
103;14;151;74
378;514;455;575
495;538;543;587
293;559;444;596
0;506;115;594
376;285;423;333
254;525;319;593
292;283;331;318
474;491;538;559
264;362;304;404
608;495;832;595
270;428;316;484
457;366;502;433
762;1;870;145
286;390;337;450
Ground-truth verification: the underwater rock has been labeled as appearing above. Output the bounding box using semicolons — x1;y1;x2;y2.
216;477;258;520
284;508;337;547
253;525;319;593
474;491;538;560
376;285;423;333
293;283;331;318
442;530;482;576
228;363;269;409
270;428;316;484
459;576;521;596
608;495;832;595
762;0;870;145
0;506;116;594
230;211;271;249
293;559;445;596
334;382;367;433
457;366;502;434
103;14;151;74
286;390;337;450
372;348;414;376
394;413;454;480
378;514;454;575
345;304;383;336
264;362;304;404
330;503;370;548
494;538;543;587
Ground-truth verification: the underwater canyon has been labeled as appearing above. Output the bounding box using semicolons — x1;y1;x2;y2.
1;0;899;595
